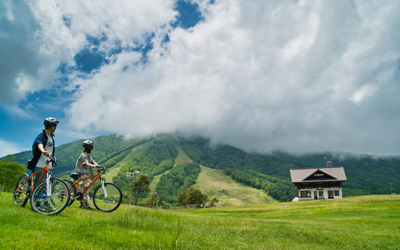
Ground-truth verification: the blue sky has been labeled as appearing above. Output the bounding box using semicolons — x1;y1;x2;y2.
1;0;400;157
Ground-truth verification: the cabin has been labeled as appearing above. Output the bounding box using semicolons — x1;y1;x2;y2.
290;161;347;201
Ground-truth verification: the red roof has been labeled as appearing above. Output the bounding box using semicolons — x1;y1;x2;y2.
290;167;347;183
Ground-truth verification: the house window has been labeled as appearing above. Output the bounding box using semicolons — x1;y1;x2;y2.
318;190;323;197
334;190;339;196
300;191;311;197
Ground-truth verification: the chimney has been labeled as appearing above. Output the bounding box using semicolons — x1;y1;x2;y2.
326;161;333;168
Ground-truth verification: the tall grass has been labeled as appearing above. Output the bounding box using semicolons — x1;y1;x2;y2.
1;192;399;249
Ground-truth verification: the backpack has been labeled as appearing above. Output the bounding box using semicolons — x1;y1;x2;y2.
27;160;35;171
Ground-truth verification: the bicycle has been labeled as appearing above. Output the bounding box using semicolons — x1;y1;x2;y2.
63;166;122;212
12;156;71;215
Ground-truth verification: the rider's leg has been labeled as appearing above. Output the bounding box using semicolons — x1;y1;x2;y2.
33;167;52;204
79;174;91;208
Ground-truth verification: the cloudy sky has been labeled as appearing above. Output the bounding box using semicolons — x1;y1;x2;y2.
1;0;400;157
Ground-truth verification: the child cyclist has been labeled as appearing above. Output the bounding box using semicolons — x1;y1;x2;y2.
75;140;100;209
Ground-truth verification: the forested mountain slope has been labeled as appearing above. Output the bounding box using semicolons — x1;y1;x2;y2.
178;136;400;198
4;133;400;204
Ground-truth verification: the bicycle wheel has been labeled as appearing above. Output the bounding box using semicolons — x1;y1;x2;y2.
30;178;70;215
93;182;122;212
63;179;76;206
13;173;30;206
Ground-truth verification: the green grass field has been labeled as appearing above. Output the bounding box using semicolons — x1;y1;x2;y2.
1;191;399;249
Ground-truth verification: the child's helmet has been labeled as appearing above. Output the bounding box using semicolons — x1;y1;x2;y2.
83;140;94;148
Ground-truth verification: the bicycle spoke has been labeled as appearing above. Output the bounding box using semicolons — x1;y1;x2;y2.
93;183;122;212
62;179;76;206
13;173;30;206
30;178;70;215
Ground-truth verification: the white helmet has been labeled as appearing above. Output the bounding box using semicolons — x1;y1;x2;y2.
82;140;94;148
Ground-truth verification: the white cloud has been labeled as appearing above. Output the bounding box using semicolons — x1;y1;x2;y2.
64;0;400;155
3;104;32;119
350;85;378;104
0;0;176;104
3;0;400;155
0;139;21;157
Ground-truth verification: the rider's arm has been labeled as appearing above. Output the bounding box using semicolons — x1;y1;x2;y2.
92;159;100;167
38;144;50;157
84;162;100;168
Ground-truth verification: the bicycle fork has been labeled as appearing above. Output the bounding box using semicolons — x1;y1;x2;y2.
101;179;109;198
46;172;52;197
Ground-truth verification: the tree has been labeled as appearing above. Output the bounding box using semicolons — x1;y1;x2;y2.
208;197;219;207
186;187;208;206
133;174;151;205
176;189;188;206
146;192;165;208
0;155;25;192
176;187;208;207
157;195;165;207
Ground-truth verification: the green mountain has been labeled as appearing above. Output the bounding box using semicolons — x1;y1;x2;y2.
4;133;400;205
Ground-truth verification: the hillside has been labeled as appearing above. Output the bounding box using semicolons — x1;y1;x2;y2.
193;165;277;206
4;133;400;205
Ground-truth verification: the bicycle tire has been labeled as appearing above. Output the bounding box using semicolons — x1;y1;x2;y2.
63;179;76;206
93;182;122;212
30;178;70;215
13;173;30;206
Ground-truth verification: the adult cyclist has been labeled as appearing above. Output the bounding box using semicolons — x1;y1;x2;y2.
28;117;59;210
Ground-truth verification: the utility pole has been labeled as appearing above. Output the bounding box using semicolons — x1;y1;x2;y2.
126;171;140;205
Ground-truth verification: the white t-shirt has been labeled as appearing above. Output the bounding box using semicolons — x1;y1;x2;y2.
75;152;94;175
36;134;54;168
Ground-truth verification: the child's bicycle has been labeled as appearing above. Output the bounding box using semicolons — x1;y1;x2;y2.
63;166;122;212
12;156;71;215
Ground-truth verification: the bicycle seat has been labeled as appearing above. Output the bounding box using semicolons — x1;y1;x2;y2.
70;173;79;180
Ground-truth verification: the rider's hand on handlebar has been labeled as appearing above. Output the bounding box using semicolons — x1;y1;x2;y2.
42;151;50;157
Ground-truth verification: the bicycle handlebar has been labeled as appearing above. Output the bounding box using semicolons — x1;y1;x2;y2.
97;166;106;174
46;155;58;166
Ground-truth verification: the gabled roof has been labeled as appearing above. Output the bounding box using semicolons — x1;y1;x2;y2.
290;167;347;183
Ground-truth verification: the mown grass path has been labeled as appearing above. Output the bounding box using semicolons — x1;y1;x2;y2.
2;192;399;249
175;145;192;165
193;165;276;206
150;145;192;190
104;166;121;183
150;145;191;191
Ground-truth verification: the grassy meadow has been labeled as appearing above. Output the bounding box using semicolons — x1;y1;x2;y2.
1;191;399;249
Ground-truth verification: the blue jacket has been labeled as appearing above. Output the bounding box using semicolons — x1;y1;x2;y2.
28;130;55;170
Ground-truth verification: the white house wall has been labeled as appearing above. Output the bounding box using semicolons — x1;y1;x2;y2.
297;187;343;200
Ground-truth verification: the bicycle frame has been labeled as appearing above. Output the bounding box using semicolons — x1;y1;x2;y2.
18;162;53;197
68;169;105;200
